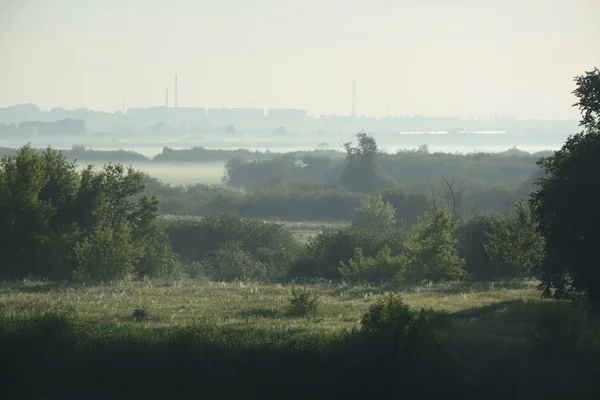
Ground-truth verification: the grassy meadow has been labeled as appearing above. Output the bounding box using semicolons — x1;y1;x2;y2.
0;279;544;337
2;281;599;398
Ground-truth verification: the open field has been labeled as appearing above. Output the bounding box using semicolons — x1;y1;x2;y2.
0;279;543;337
2;280;598;398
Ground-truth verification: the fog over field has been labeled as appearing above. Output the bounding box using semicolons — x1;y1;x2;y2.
78;161;225;185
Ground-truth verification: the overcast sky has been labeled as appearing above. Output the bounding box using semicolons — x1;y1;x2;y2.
1;0;598;119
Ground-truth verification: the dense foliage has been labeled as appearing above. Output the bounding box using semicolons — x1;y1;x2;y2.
338;247;407;282
0;145;559;286
0;146;175;281
0;145;150;163
141;143;547;225
530;68;600;301
164;214;301;281
291;226;411;280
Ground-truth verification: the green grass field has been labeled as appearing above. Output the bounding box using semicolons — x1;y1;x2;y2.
0;279;543;337
2;279;598;399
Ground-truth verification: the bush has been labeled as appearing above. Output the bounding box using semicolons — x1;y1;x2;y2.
360;294;442;370
291;226;410;279
288;286;320;317
73;225;142;281
184;261;207;279
338;247;407;283
361;294;415;334
165;213;300;280
135;221;181;278
131;306;149;323
206;241;267;281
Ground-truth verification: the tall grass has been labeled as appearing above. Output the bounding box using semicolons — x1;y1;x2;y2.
1;289;599;399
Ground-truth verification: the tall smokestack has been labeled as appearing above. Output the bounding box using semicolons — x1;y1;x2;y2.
174;74;178;108
166;88;169;108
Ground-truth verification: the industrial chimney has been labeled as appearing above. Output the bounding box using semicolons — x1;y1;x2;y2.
165;88;169;108
174;74;178;108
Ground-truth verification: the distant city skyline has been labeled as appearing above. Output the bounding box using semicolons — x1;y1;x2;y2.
0;101;578;122
1;0;599;119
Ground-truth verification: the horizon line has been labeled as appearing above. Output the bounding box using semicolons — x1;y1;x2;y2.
0;103;580;122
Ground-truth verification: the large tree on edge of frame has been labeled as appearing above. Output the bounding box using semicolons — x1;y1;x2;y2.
530;68;600;301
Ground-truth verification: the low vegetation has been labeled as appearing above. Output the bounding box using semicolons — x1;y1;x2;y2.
0;280;598;398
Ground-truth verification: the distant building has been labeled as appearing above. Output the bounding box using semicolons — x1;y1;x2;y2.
267;108;308;131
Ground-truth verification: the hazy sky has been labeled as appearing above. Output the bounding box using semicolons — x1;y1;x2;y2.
1;0;598;119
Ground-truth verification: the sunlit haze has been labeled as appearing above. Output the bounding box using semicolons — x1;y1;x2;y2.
1;0;599;118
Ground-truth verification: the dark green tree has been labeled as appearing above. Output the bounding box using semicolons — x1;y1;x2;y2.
572;67;600;131
0;146;173;281
530;68;600;300
341;132;391;192
0;146;78;278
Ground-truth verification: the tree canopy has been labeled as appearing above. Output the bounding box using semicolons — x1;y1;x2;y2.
530;68;600;301
0;146;175;281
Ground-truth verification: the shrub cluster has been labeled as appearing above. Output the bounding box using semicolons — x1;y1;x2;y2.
164;213;301;281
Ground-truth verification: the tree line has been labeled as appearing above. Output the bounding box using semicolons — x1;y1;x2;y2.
0;67;598;302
